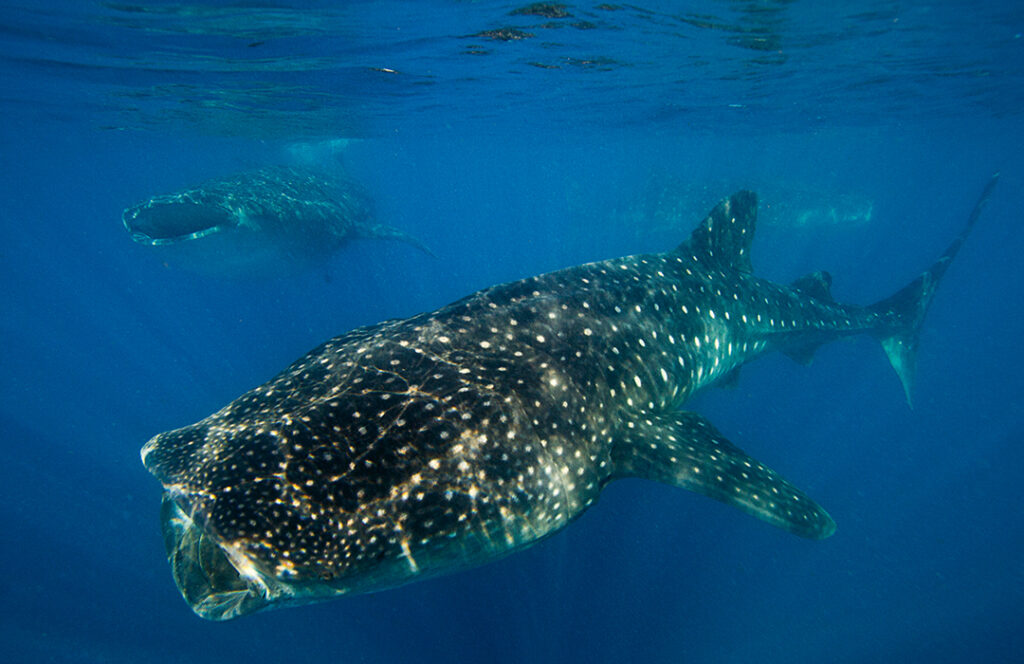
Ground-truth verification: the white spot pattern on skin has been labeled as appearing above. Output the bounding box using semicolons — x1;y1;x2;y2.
139;191;876;619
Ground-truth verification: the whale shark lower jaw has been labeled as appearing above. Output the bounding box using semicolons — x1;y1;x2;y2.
141;177;997;620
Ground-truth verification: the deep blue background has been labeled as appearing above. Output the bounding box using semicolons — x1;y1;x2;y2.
1;2;1022;663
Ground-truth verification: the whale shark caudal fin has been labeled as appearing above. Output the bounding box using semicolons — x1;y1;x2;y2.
610;412;836;539
870;173;1000;407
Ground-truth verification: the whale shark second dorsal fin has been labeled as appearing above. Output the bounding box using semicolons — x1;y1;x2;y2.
790;270;834;302
679;190;758;274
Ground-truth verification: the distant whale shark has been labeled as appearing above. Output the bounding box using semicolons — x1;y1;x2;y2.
611;176;875;240
141;175;998;620
123;166;431;278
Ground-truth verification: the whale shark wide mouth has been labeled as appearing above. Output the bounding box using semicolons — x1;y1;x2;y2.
123;198;236;246
160;493;275;621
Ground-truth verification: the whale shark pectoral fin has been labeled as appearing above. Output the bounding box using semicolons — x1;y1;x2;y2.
610;411;835;539
365;223;436;258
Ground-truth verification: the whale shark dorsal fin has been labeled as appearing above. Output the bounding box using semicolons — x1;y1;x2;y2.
780;271;834;365
610;411;835;539
679;190;758;273
791;270;834;302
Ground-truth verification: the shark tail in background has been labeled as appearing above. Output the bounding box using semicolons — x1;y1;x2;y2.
870;173;1000;407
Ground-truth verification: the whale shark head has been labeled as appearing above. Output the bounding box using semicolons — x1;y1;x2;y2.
121;166;431;279
121;190;292;278
123;193;240;246
141;400;453;620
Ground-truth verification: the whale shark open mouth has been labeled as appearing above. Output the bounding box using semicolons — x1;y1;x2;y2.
159;493;275;621
123;197;235;246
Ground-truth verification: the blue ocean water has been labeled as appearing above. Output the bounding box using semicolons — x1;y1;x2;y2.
1;1;1022;662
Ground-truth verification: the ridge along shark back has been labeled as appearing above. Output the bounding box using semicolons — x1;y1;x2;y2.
141;175;999;620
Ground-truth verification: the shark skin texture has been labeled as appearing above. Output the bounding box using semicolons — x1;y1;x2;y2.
141;175;998;620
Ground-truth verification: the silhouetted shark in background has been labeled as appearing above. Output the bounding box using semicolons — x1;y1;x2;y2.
123;166;432;278
141;175;998;620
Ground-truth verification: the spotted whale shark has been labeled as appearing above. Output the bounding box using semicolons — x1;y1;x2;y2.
141;175;998;620
123;166;431;278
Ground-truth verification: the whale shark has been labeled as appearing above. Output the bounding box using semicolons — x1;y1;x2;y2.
123;166;431;278
141;175;998;620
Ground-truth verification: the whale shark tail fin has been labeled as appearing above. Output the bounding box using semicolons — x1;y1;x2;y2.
680;190;758;273
870;173;999;407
